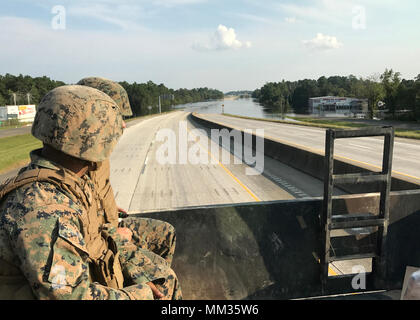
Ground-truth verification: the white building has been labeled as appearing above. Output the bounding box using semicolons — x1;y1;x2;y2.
309;96;368;117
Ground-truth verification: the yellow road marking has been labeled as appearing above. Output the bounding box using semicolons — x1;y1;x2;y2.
186;126;261;202
189;125;339;274
328;265;338;276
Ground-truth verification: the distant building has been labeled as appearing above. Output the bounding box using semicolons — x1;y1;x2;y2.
0;105;37;123
308;96;368;117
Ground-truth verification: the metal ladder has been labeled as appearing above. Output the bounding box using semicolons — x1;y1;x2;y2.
321;126;394;291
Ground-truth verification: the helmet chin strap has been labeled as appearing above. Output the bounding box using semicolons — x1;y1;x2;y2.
41;144;92;177
88;161;99;171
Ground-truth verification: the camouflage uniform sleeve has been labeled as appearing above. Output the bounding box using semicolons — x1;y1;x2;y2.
108;228;172;286
4;200;153;300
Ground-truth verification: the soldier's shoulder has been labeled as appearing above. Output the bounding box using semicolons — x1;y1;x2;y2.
1;180;83;222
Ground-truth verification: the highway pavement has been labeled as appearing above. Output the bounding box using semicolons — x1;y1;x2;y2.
109;111;339;214
199;113;420;185
109;111;355;277
0;125;32;138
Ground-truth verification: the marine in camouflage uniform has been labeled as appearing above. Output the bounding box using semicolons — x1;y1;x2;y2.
78;77;176;265
0;85;181;300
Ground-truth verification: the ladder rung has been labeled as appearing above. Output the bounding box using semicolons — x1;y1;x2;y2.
332;213;375;221
330;218;385;230
328;252;378;262
333;127;393;139
333;173;388;185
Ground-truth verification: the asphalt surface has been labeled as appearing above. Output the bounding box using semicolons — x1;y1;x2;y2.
109;111;340;213
0;111;371;278
0;125;32;138
108;111;357;277
199;113;420;185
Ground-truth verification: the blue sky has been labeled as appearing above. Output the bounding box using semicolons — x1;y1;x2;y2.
1;0;419;92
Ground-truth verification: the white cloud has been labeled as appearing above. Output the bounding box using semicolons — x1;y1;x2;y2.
67;4;145;30
193;25;252;51
39;0;206;30
285;17;297;23
235;13;274;25
152;0;206;7
0;16;194;84
277;0;355;25
303;33;343;50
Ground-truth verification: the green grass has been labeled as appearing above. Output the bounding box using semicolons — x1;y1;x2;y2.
0;110;182;174
0;119;28;130
222;113;360;129
290;117;371;128
292;117;420;139
0;134;42;174
223;113;420;140
394;129;420;140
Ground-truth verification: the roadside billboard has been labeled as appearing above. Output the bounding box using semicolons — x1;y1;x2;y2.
5;106;19;120
17;105;36;122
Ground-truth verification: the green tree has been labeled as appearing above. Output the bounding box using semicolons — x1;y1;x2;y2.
362;75;384;119
414;75;420;121
380;68;401;116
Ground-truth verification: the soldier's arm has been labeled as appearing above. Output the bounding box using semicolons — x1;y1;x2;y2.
7;204;153;300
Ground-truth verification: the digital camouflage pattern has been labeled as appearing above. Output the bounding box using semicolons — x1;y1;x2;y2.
0;150;182;300
77;78;177;268
119;217;176;266
90;160;177;266
107;225;182;300
77;77;133;117
74;80;178;291
31;85;123;162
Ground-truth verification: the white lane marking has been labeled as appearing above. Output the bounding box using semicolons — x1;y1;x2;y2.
348;143;372;150
199;114;420;182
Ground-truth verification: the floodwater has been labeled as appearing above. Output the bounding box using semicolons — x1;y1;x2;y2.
175;98;296;120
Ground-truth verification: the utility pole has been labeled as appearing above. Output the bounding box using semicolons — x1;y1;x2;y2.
27;93;31;105
159;96;161;114
12;93;17;106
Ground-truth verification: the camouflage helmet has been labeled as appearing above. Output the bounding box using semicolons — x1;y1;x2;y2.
32;85;124;162
77;77;133;117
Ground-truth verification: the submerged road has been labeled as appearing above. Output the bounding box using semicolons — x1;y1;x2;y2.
109;111;342;214
198;113;420;185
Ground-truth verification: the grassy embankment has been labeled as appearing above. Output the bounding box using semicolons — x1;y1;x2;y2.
0;134;42;174
0;119;30;130
222;113;420;140
0;110;181;174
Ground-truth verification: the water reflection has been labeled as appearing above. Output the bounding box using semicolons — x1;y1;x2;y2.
176;98;296;121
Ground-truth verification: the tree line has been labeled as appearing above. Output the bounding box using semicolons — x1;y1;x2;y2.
119;81;224;116
0;74;65;106
0;74;224;117
252;69;420;120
